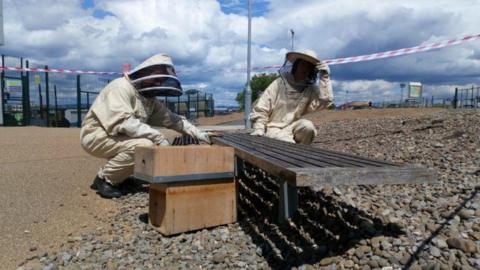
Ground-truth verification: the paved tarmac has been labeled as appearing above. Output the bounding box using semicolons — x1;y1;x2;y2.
0;126;198;269
0;127;117;268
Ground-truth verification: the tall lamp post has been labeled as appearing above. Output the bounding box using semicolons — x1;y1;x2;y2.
244;0;252;128
400;83;406;107
290;29;295;51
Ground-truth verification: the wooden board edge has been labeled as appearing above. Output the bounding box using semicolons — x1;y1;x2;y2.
293;165;437;187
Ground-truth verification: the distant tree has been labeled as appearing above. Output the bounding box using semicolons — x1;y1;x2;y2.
236;73;279;111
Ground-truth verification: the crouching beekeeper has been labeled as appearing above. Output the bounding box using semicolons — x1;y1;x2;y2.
80;54;210;198
250;50;333;144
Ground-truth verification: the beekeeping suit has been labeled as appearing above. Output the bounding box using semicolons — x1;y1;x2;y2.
250;50;333;144
80;54;209;195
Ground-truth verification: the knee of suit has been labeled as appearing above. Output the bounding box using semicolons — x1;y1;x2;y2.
296;119;316;132
136;138;155;147
121;138;155;154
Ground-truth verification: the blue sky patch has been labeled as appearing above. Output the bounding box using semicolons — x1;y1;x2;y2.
80;0;95;9
92;9;115;19
218;0;270;16
81;0;115;18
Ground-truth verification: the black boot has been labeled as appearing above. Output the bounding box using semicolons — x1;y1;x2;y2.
90;176;122;199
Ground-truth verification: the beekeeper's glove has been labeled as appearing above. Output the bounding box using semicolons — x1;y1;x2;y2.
181;119;211;144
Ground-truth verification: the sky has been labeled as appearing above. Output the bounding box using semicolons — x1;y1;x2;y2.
1;0;479;106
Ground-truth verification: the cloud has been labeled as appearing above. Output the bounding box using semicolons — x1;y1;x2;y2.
1;0;479;107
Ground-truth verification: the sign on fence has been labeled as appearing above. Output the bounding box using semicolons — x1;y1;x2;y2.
409;82;423;98
5;78;22;99
34;74;41;85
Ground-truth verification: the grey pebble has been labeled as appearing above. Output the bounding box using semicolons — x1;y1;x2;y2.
18;110;480;269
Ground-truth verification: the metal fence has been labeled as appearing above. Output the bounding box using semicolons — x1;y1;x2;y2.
371;96;454;109
1;54;215;127
453;86;480;109
0;54;115;127
163;92;214;119
356;86;480;110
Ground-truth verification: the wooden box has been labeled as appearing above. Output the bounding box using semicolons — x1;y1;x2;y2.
149;179;236;235
134;145;236;235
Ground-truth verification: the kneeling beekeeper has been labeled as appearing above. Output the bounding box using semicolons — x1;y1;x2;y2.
250;50;333;144
80;54;210;198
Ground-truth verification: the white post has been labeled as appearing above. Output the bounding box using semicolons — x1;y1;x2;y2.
290;29;294;51
244;0;252;129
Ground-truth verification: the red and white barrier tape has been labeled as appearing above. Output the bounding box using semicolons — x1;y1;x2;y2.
251;33;480;70
324;33;480;65
0;66;121;75
1;34;479;74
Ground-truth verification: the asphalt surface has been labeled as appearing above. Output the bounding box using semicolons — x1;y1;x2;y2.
0;127;115;269
0;126;189;269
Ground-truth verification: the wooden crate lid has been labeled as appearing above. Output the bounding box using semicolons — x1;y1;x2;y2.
134;145;234;183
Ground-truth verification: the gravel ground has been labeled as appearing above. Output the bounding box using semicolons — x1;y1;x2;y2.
17;109;479;270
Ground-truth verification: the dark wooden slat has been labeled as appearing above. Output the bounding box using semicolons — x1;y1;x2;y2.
212;137;297;182
227;134;350;168
253;135;393;167
213;134;437;187
232;133;396;167
216;136;315;169
221;135;334;168
229;133;384;168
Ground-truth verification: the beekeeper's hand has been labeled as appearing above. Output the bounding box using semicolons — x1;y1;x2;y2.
154;137;170;146
315;61;330;76
196;131;211;144
250;129;265;136
182;119;211;144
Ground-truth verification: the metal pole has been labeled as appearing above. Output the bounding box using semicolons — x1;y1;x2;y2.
24;60;31;125
187;93;190;119
86;92;90;109
472;85;475;108
290;29;294;51
196;93;199;118
76;74;81;127
38;84;43;118
45;65;49;127
460;89;463;108
400;83;406;108
20;57;24;125
54;85;58;123
454;87;458;109
475;87;480;109
204;94;207;117
210;94;215;117
400;87;403;107
1;54;4;125
244;0;252;129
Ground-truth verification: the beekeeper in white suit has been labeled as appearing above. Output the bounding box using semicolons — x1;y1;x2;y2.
80;53;210;198
250;50;333;144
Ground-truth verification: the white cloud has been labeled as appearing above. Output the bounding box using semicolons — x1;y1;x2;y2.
1;0;479;106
